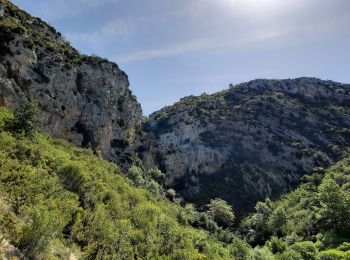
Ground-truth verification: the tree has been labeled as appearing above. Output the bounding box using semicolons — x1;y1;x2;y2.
126;166;145;186
206;198;235;228
19;204;69;257
244;198;275;244
146;168;165;184
278;250;303;260
268;207;287;236
6;98;41;138
265;236;286;254
250;246;275;260
230;237;252;259
166;188;176;201
289;241;317;260
318;177;350;234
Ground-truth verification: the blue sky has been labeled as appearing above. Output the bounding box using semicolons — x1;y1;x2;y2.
12;0;350;114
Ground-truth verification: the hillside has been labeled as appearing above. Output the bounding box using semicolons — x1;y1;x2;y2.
145;78;350;214
2;0;350;217
1;105;350;259
0;0;350;259
0;0;143;168
0;106;245;259
239;149;350;259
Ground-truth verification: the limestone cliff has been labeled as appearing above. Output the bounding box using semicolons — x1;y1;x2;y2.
0;0;142;167
145;78;350;213
2;0;350;215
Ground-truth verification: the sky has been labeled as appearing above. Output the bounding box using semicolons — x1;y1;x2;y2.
11;0;350;115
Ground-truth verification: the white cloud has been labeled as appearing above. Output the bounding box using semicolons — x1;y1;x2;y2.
65;17;136;49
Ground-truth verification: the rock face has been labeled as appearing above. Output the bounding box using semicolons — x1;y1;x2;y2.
2;0;350;215
145;78;350;214
0;0;143;167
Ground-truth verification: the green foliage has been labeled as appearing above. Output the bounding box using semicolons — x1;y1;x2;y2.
242;198;275;244
337;242;350;252
289;241;317;260
1;90;350;259
230;238;252;259
126;166;165;196
0;106;240;259
318;177;350;234
265;236;286;254
250;246;275;260
316;249;350;260
268;207;287;237
277;250;302;260
206;198;235;228
242;152;350;257
19;202;78;257
5;99;41;138
0;107;13;129
166;188;177;201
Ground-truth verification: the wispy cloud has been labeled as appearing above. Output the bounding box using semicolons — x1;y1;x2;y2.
65;17;136;49
34;0;121;20
117;28;286;63
117;38;216;63
116;5;350;65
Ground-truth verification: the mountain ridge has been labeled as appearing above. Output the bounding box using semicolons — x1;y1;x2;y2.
144;77;350;213
1;0;350;215
1;1;350;259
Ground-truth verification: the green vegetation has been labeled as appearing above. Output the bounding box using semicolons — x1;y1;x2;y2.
206;198;235;229
148;78;350;217
0;0;80;65
2;102;349;258
240;158;350;259
4;98;40;138
0;106;246;259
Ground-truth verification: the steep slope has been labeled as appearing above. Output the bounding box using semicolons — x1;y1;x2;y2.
0;0;142;168
239;152;350;259
0;107;244;259
145;78;350;214
2;0;350;218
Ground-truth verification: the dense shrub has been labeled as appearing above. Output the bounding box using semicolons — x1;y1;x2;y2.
4;98;40;138
206;198;235;228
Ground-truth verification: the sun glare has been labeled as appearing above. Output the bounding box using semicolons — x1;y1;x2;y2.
221;0;290;12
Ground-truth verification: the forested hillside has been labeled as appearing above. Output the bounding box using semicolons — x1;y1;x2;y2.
0;106;248;259
239;151;350;259
1;104;350;259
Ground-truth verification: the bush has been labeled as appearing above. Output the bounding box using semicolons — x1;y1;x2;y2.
278;250;303;260
230;237;252;259
5;99;41;138
318;178;350;234
250;246;275;260
268;207;287;236
290;241;317;260
19;203;77;257
206;198;235;228
317;249;346;260
266;236;286;254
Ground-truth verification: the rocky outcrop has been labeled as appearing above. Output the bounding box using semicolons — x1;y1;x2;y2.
2;0;350;215
0;0;143;167
145;78;350;214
